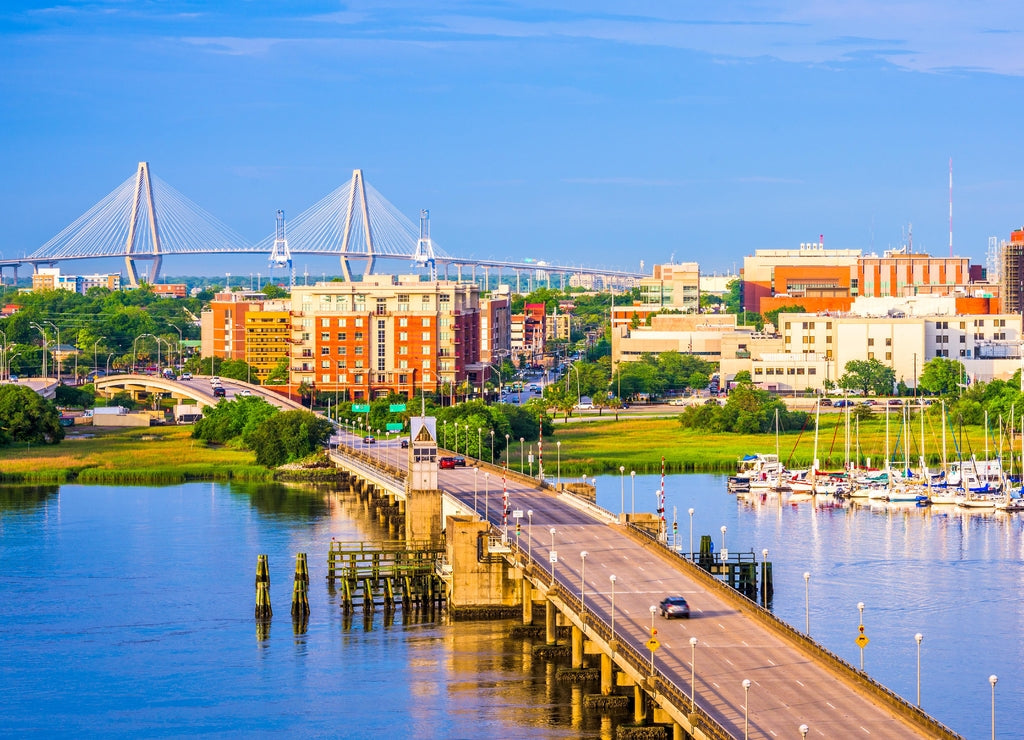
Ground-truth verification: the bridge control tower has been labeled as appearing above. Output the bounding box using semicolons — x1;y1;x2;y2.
406;416;442;544
268;209;294;287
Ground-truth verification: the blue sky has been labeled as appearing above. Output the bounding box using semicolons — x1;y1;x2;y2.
2;1;1024;278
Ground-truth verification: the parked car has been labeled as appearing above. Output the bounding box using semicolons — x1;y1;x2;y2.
439;457;458;469
658;595;691;619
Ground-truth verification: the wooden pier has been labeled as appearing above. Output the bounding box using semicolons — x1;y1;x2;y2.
326;539;446;612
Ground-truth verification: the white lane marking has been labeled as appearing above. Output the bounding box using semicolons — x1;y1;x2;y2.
860;728;871;735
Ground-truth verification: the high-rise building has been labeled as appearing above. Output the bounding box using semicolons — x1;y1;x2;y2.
1001;229;1024;315
244;310;291;382
200;291;268;361
288;275;480;400
639;262;701;312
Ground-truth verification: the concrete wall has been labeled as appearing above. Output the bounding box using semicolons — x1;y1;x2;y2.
91;413;151;427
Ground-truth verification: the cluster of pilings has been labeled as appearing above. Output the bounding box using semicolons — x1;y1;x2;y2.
253;552;315;637
694;534;773;605
348;476;405;536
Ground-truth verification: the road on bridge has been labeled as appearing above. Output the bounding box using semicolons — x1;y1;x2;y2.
428;460;942;740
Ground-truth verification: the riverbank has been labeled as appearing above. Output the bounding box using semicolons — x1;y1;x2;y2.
549;412;995;475
0;426;275;484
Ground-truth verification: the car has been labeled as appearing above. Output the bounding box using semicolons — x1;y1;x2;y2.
453;456;467;467
363;435;376;444
819;398;833;407
400;439;410;449
439;456;458;469
861;399;876;406
237;389;252;397
8;374;18;382
180;372;193;381
658;596;691;619
212;386;226;398
574;402;595;410
210;376;221;385
888;399;903;407
668;398;687;406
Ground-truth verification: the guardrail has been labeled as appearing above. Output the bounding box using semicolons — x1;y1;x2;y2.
501;535;732;740
621;523;962;740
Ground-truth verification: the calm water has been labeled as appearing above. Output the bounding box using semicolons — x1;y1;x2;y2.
1;477;1021;739
593;472;1024;740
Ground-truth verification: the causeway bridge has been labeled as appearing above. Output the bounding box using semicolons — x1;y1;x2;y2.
93;374;307;411
327;428;959;740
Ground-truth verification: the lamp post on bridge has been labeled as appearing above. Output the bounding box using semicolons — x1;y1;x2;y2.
803;571;811;634
915;633;923;708
742;679;751;740
579;551;588;620
609;574;616;645
92;338;105;377
504;434;510;470
619;465;625;518
648;605;657;674
526;509;532;560
30;322;48;380
44;321;60;381
631;470;636;516
549;528;557;586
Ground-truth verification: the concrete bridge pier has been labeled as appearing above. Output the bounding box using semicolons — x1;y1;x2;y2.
571;626;584;669
522;579;533;625
545;599;557;644
600;654;613;695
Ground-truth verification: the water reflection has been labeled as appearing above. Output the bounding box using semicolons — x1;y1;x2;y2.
229;481;336;519
0;484;59;513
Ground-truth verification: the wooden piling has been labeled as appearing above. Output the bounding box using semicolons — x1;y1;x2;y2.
255;554;272;620
291;552;310;618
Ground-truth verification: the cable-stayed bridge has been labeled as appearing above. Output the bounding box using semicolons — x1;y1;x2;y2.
1;163;643;287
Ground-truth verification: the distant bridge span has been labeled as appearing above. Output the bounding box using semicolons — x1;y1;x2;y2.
2;164;643;287
94;374;306;411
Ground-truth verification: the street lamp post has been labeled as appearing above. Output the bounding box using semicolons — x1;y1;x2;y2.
630;470;636;516
556;441;561;487
689;637;698;709
527;509;532;560
799;724;809;740
579;551;588;619
762;549;769;608
45;321;60;381
484;472;490;521
915;633;923;707
609;574;616;644
477;428;482;462
490;429;495;464
504;434;510;469
648;605;657;674
92;338;105;376
989;674;997;740
804;572;811;634
619;465;625;518
549;528;557;584
520;437;525;472
720;525;727;553
742;679;751;740
474;467;478;513
443;420;448;450
858;601;866;670
30;322;48;380
689;508;695;561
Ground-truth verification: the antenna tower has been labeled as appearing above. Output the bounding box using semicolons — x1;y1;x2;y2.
269;209;294;288
949;158;953;257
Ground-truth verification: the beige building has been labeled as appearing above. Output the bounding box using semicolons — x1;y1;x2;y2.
638;262;701;312
244;310;291;382
613;313;742;365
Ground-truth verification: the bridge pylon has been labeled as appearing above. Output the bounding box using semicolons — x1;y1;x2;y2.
338;169;376;281
123;162;163;287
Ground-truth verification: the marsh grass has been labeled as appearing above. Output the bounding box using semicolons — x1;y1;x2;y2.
549;411;998;475
0;427;267;484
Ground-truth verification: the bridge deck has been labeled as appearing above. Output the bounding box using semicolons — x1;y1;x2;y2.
433;460;955;739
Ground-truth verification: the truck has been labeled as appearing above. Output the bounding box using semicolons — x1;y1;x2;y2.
174;404;203;424
90;406;128;416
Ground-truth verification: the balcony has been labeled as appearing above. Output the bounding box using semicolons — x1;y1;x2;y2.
735;350;751;359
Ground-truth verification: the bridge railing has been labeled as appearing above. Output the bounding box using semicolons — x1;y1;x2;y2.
330;444;407;491
500;528;734;740
621;522;962;740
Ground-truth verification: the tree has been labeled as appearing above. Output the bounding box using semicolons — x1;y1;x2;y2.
245;410;333;467
193;397;279;444
724;279;742;314
733;370;752;385
838;359;895;396
0;385;64;446
264;357;289;385
55;384;95;408
918;357;965;396
763;305;806;332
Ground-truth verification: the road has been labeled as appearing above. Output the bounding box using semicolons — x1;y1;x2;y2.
427;461;943;740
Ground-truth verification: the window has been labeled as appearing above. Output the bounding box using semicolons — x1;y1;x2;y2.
422;345;431;354
321;332;330;341
960;336;966;343
796;368;805;375
399;332;408;341
355;332;364;341
754;368;763;375
868;338;874;346
422;359;431;369
355;360;364;368
422;317;431;326
787;368;796;375
322;374;331;383
399;360;408;369
339;318;347;327
826;336;833;344
399;318;408;327
354;346;364;355
399;346;408;355
339;346;347;355
868;352;874;359
355;318;364;328
336;360;347;368
808;368;816;375
439;293;450;304
321;318;331;327
886;352;892;360
422;332;431;341
321;360;330;368
321;346;330;355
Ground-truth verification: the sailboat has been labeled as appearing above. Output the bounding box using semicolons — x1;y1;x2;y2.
929;401;963;505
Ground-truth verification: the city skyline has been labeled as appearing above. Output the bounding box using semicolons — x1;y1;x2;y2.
3;2;1024;276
